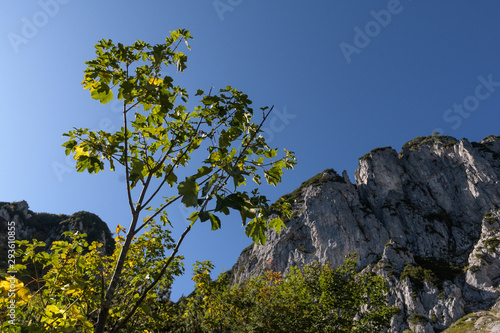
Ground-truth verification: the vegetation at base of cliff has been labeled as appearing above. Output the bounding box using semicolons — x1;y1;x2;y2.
442;314;478;333
401;263;437;290
416;257;463;284
1;244;397;332
281;168;343;206
401;135;458;152
360;146;393;160
475;253;487;261
172;254;398;332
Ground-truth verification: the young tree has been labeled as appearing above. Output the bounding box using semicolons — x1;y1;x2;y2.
62;29;296;332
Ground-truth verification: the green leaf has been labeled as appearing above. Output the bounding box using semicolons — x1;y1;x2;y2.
164;165;178;187
90;82;113;104
178;180;199;207
129;161;145;187
199;212;221;231
245;219;267;245
209;214;221;230
189;166;213;181
269;217;285;234
265;160;285;186
264;148;278;159
139;302;151;313
62;140;77;155
201;173;219;198
215;193;242;212
187;212;199;226
199;211;210;222
160;214;172;227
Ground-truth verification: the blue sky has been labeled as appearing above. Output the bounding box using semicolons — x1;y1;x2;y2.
1;1;499;300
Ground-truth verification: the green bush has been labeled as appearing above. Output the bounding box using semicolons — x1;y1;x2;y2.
485;237;500;253
180;254;399;332
408;313;428;325
401;264;437;290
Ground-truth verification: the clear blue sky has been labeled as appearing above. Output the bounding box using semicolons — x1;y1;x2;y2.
1;1;499;300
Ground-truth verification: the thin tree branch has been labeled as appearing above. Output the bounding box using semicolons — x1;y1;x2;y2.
140;113;204;213
112;175;222;332
133;195;181;236
110;223;193;333
123;64;135;215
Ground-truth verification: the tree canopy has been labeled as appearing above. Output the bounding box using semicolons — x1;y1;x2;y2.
1;29;296;332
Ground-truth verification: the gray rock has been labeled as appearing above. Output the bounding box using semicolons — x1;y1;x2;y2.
230;135;500;332
463;210;500;311
0;201;115;270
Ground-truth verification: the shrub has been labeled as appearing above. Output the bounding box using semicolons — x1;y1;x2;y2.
181;254;399;332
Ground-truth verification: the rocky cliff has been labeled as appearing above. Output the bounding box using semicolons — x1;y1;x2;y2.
0;201;115;270
230;135;500;333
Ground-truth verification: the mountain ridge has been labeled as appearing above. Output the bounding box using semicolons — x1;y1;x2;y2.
230;134;500;332
0;201;115;271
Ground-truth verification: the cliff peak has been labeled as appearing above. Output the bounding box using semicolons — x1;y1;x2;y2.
231;134;500;332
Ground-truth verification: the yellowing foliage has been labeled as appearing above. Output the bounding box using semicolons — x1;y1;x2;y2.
73;145;90;160
148;77;163;86
0;278;30;306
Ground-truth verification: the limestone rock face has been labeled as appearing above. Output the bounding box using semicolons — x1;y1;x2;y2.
464;210;500;310
230;135;500;332
0;201;115;269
